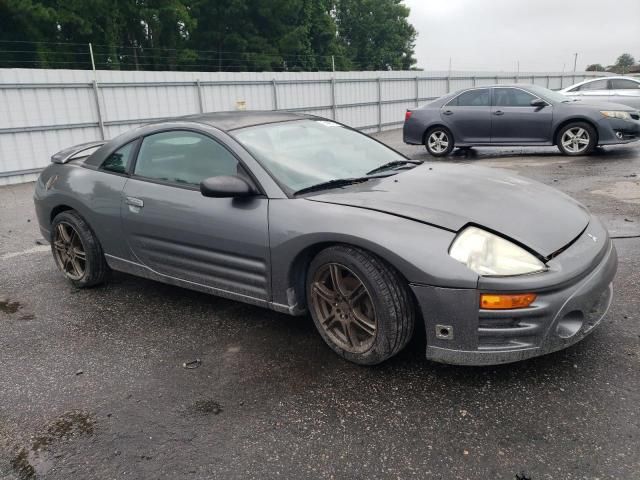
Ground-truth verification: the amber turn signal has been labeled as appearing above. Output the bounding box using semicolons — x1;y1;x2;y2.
480;293;537;310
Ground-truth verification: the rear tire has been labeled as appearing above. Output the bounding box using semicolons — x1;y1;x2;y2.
306;245;415;365
51;211;109;288
424;127;455;157
556;122;597;156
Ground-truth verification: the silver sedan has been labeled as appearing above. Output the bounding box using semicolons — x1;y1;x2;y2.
560;76;640;109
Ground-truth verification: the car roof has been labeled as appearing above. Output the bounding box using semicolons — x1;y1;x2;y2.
580;76;637;81
169;111;316;132
456;84;540;90
83;111;318;168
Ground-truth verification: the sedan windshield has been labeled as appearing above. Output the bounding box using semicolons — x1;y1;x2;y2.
233;119;413;193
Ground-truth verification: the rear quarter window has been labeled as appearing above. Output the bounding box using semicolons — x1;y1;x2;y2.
101;142;135;174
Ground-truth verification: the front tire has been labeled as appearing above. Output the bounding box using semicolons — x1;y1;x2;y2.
51;211;109;288
425;127;455;157
306;246;415;365
557;122;597;156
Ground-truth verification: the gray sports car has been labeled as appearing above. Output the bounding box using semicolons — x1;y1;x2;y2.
34;112;617;366
403;84;640;156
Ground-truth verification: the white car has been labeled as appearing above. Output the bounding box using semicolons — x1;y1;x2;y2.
560;76;640;109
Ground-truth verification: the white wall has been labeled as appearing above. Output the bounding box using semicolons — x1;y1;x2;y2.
0;68;605;185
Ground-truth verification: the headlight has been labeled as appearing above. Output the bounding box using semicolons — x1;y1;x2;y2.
449;226;547;276
600;110;632;120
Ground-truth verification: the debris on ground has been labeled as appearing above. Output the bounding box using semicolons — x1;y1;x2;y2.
515;471;532;480
190;399;223;415
0;299;22;314
183;359;202;369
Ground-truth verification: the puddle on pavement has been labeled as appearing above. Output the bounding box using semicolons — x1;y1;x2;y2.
0;299;22;314
11;411;96;479
591;181;640;205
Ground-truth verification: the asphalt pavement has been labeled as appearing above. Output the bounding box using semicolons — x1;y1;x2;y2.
1;133;639;480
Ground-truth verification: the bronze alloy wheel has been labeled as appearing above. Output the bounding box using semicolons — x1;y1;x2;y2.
310;263;377;354
52;222;87;281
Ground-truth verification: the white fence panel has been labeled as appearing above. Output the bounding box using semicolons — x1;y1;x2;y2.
0;68;607;185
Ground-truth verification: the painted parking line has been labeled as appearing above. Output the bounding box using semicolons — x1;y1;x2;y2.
1;245;50;260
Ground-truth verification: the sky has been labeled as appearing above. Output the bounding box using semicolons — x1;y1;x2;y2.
404;0;640;73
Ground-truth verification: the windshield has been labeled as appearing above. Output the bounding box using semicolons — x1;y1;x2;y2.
526;85;571;103
233;119;409;193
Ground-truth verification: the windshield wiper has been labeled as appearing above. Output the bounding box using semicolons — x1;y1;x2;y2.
293;177;372;196
366;159;422;176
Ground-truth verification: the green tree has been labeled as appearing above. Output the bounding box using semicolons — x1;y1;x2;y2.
614;53;635;73
0;0;57;67
585;63;605;72
0;0;418;71
335;0;417;70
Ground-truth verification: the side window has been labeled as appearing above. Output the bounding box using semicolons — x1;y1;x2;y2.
449;89;490;107
101;141;135;174
134;131;239;186
493;88;537;107
610;79;640;90
577;79;609;91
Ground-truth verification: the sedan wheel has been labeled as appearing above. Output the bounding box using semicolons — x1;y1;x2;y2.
307;246;415;365
425;127;454;157
557;122;597;156
51;210;109;288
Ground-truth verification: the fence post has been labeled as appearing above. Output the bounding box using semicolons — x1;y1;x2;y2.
446;74;451;93
272;79;278;111
331;77;337;120
377;77;382;132
471;75;476;87
92;80;105;140
195;79;204;113
546;75;550;88
415;76;419;106
495;75;499;85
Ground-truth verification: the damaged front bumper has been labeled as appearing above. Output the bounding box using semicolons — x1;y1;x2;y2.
411;217;618;366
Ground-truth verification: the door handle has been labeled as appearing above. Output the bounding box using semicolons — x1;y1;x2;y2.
442;110;454;115
493;110;504;116
126;197;144;208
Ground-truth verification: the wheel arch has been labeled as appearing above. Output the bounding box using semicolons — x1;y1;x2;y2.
50;204;75;224
553;117;599;146
422;123;453;145
285;240;416;314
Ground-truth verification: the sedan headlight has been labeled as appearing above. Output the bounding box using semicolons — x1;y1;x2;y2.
449;226;547;276
600;110;632;120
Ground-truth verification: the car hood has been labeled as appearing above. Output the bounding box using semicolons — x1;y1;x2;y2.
306;164;590;258
561;99;636;111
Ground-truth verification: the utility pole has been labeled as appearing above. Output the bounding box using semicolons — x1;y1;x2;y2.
448;57;452;75
331;55;335;72
573;53;578;72
516;60;520;81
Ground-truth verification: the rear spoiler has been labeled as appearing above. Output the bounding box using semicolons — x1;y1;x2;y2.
51;141;106;164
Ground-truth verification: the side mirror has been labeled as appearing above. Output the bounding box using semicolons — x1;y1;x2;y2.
200;175;255;198
530;98;548;107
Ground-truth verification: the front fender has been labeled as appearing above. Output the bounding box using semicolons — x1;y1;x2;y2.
268;198;478;307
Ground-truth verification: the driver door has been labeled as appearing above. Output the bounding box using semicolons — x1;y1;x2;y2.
121;130;271;301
